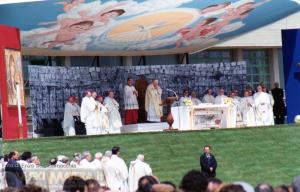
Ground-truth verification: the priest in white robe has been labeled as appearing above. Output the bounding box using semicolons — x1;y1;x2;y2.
214;88;228;104
145;79;162;122
80;91;97;135
202;88;215;104
111;146;129;192
240;90;256;127
254;85;274;126
102;151;123;191
63;96;79;136
79;151;93;169
95;96;109;134
229;91;242;123
92;152;106;187
128;154;152;192
69;153;81;168
85;92;99;135
179;89;190;106
191;91;201;106
124;78;139;125
104;91;122;134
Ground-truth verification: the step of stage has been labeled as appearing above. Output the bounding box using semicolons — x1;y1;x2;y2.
121;123;169;133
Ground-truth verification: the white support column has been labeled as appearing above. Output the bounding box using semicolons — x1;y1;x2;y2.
122;56;133;66
64;56;71;67
269;48;281;86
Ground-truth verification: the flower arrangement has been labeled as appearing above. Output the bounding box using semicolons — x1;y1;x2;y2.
224;98;233;106
183;98;193;106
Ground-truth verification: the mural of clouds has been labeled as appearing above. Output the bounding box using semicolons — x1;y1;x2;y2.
0;0;299;55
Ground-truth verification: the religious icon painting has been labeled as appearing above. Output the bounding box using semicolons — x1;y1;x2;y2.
4;48;25;106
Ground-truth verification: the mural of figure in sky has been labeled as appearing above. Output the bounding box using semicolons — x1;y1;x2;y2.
0;0;298;54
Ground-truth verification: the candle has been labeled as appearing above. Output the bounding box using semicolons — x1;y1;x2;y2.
16;83;22;125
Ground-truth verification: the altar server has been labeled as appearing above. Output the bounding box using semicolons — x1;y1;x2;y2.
124;78;139;125
240;90;256;127
145;79;163;122
253;85;274;126
128;154;152;192
104;91;122;134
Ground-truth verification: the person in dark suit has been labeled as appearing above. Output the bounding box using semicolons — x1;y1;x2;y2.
271;82;286;124
5;151;26;188
200;145;217;178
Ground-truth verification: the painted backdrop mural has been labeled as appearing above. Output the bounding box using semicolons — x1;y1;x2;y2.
0;0;299;55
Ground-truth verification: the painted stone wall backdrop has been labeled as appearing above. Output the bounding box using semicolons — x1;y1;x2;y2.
28;62;247;131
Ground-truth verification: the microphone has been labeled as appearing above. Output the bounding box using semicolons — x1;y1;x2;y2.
166;88;178;101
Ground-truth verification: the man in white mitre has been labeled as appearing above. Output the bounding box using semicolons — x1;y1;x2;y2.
124;78;139;125
202;88;215;104
128;154;152;192
214;88;228;104
111;146;129;192
253;85;274;126
79;151;93;169
104;90;122;134
80;90;97;135
240;90;256;127
63;96;78;136
102;151;122;191
145;79;162;122
91;152;106;187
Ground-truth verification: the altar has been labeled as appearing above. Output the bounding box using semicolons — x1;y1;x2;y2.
171;104;236;130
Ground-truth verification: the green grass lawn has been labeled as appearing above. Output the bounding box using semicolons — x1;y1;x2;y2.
2;125;300;186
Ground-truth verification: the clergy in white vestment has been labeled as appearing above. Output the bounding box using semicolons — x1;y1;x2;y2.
191;91;201;106
214;88;228;104
84;91;100;135
179;89;190;106
253;85;274;126
80;91;97;135
145;79;163;122
92;152;107;187
240;90;256;127
104;91;122;134
124;78;139;125
63;96;80;136
111;146;129;192
29;156;41;168
229;91;242;123
70;153;81;168
95;96;109;134
80;151;93;169
202;88;215;104
128;154;152;192
263;86;275;125
102;151;123;191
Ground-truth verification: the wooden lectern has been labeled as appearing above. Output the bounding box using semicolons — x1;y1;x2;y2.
161;97;178;131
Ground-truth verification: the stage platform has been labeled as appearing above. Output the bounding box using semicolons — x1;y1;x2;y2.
121;122;169;133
